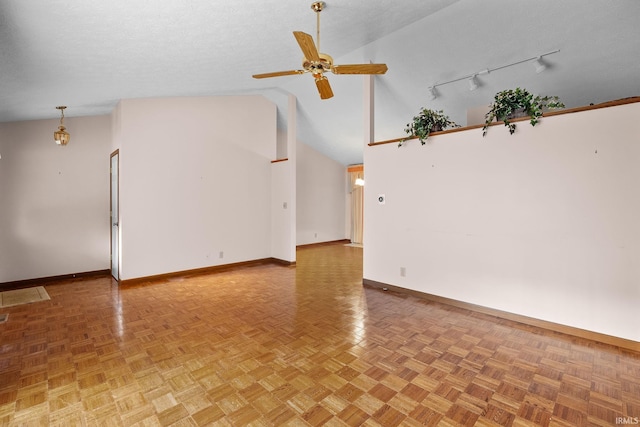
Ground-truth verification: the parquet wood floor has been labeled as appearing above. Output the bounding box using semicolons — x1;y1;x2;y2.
1;243;639;426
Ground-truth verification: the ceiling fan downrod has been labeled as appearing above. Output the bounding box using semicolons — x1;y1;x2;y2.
311;1;325;53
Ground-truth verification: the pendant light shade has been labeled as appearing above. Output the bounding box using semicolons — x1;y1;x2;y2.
54;106;70;146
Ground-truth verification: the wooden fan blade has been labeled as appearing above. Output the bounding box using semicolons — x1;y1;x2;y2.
253;70;305;79
315;76;334;100
293;31;320;62
332;63;388;75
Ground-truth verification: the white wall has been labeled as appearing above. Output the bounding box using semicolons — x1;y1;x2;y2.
364;102;640;342
116;96;277;280
296;140;347;245
270;95;297;263
0;116;112;282
271;160;295;262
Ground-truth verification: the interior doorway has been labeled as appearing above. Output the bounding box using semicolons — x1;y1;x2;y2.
110;150;120;280
348;165;364;245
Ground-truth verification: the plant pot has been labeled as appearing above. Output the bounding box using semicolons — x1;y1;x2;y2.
495;107;528;122
430;124;443;132
504;107;527;120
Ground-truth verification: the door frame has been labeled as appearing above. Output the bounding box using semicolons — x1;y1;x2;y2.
110;150;120;281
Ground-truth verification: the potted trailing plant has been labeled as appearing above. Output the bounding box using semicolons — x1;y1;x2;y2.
400;108;459;146
482;87;564;136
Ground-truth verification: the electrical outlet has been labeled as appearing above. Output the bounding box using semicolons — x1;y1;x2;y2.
400;267;406;277
219;251;224;259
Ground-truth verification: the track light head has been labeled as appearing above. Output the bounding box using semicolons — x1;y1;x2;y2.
468;75;479;91
428;86;438;100
534;57;547;73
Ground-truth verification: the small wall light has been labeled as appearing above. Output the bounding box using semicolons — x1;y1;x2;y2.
54;106;70;146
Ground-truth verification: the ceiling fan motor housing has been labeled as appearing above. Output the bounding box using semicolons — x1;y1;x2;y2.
303;53;333;74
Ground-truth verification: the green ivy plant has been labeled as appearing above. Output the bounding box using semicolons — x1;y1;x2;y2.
400;108;459;146
483;88;565;136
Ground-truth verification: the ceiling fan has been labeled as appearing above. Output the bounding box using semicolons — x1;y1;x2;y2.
252;1;388;100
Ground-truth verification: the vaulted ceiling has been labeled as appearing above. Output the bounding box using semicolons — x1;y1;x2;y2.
1;0;639;165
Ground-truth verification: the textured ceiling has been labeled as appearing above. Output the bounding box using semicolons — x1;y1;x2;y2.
1;0;639;165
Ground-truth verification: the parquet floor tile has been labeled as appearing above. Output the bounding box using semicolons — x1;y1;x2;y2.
1;243;639;426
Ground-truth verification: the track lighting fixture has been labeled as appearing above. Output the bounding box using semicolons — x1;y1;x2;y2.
54;106;70;146
428;49;559;97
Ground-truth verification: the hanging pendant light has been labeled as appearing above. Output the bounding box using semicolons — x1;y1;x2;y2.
54;106;70;146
